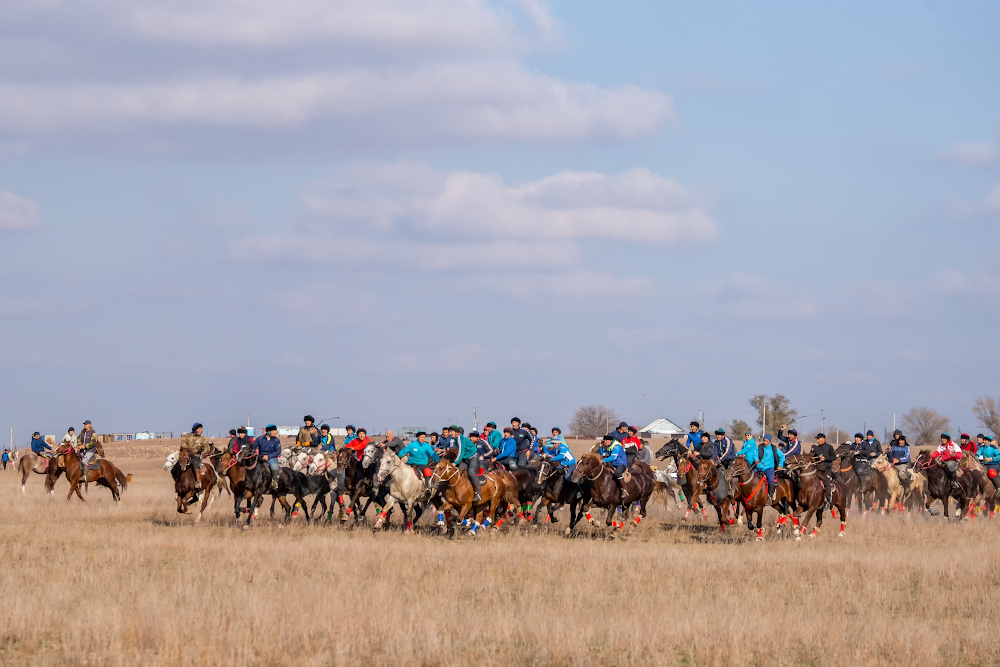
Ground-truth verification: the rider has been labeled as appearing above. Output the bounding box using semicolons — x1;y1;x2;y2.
453;427;482;502
509;418;533;468
931;432;963;492
598;434;628;500
612;421;629;444
494;427;518;470
978;436;1000;492
76;420;101;473
864;430;882;456
254;424;282;490
342;425;358;449
181;423;215;489
543;427;576;478
686;421;705;455
776;426;802;457
230;426;253;455
398;431;439;482
811;433;836;507
714;428;736;470
697;431;717;463
474;429;495;460
345;428;371;460
888;433;912;494
482;422;502;454
623;426;642;467
296;415;320;449
854;431;879;484
30;431;52;457
319;424;336;452
742;433;784;502
959;433;977;455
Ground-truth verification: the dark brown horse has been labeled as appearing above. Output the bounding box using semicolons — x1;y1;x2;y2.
47;445;129;503
217;451;252;520
696;459;732;533
172;447;218;522
571;453;654;535
793;464;848;539
833;445;879;514
656;439;707;520
914;451;974;520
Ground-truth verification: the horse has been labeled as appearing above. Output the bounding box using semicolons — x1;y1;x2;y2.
373;451;429;533
959;452;996;517
793;463;848;539
430;452;518;536
532;457;586;527
871;454;907;514
264;468;314;523
216;450;254;520
833;445;880;514
48;445;130;503
171;448;217;521
727;456;775;541
503;464;547;522
913;451;973;520
655;439;706;521
235;446;311;528
695;458;733;533
17;450;57;494
651;461;685;512
570;453;654;535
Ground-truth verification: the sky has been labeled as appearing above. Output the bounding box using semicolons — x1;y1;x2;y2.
1;0;999;444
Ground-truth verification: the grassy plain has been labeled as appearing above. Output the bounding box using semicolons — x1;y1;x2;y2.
1;448;998;667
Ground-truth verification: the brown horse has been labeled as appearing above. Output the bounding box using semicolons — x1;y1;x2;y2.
570;453;655;535
430;454;518;536
793;464;848;540
959;453;996;517
217;451;253;520
696;459;732;533
17;451;58;494
728;456;774;540
47;445;129;502
655;439;706;520
172;447;218;522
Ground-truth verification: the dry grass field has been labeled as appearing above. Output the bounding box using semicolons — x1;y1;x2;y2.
2;450;999;667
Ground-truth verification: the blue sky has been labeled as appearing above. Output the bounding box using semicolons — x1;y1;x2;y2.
1;0;998;443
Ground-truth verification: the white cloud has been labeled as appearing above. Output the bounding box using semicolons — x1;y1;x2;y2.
935;141;999;167
950;180;1000;218
0;1;672;150
0;189;43;231
711;273;819;321
305;163;714;243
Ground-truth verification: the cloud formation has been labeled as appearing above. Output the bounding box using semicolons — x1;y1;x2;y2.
935;141;999;167
0;189;42;231
0;1;672;150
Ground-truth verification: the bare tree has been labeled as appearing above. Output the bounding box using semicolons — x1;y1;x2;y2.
900;407;950;448
728;419;751;439
749;394;798;436
973;395;1000;437
570;405;621;438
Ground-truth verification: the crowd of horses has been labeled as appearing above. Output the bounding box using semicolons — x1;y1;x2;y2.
13;437;986;541
159;436;990;540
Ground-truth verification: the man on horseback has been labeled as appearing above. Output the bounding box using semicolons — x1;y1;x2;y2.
30;431;52;458
453;427;482;502
510;418;533;468
853;431;879;486
599;434;627;500
230;426;253;455
685;421;704;454
978;436;1000;492
714;428;736;470
740;433;784;502
812;433;836;506
398;431;439;483
888;433;912;494
76;420;100;471
319;424;336;452
494;427;518;470
959;433;977;454
181;423;215;489
931;433;963;492
543;427;576;478
296;415;320;449
254;424;282;491
777;426;801;456
623;426;642;467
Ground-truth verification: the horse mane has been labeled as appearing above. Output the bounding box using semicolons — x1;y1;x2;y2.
442;449;458;462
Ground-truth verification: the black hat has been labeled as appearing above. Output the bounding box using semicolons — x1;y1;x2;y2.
511;417;521;424
192;423;203;431
690;421;700;427
893;429;902;437
67;426;75;432
83;420;91;425
357;428;367;435
470;431;480;437
602;434;614;441
816;432;826;439
866;430;874;437
304;415;314;423
320;424;330;431
627;426;637;433
977;433;985;439
788;429;797;436
32;431;40;436
897;434;907;443
855;433;864;439
486;422;497;428
700;432;710;439
415;431;427;437
229;429;237;436
552;427;562;433
237;427;247;434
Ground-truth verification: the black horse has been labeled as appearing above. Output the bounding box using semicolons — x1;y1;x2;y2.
914;451;974;520
533;456;587;528
237;448;312;527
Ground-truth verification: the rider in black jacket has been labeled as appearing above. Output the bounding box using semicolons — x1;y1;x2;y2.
811;433;836;506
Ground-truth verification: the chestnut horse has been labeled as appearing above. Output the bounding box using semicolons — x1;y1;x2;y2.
171;447;218;522
655;439;706;521
727;456;775;541
570;453;655;535
430;453;518;536
792;463;848;540
696;459;732;533
48;445;129;502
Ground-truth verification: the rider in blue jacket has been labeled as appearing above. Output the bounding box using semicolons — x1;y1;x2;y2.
685;421;704;454
453;428;481;502
543;428;576;477
741;434;784;501
398;432;439;479
977;435;1000;491
888;433;912;493
254;424;282;490
495;428;518;470
30;432;52;456
599;434;627;498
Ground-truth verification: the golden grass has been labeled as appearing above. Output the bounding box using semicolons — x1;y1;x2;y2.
2;457;998;667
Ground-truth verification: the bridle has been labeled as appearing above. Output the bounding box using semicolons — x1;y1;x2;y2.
431;463;459;486
378;454;402;485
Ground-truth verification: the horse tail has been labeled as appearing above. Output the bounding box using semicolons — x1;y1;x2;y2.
115;468;129;493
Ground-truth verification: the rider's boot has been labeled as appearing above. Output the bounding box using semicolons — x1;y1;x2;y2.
768;484;776;503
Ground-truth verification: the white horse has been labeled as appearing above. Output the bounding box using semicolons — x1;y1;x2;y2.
373;451;429;533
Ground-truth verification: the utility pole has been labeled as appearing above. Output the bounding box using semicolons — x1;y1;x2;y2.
821;409;825;435
762;404;766;439
247;413;250;429
473;407;478;432
893;413;895;431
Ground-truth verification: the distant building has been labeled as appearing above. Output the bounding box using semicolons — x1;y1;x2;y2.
639;418;686;439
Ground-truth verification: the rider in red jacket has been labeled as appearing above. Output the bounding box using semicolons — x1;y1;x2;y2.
346;429;371;460
959;433;977;454
931;433;963;490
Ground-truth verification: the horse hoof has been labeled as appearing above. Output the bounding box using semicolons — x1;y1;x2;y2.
837;532;844;538
241;525;250;531
795;536;801;542
755;537;763;542
564;528;571;536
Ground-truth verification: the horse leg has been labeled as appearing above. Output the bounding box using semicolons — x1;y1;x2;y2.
375;496;396;529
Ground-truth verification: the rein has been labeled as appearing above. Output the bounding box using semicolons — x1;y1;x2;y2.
431;464;459;487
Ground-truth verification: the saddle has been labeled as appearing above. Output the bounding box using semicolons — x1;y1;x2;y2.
87;461;102;472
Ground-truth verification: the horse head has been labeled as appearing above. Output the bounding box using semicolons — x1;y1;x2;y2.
177;448;191;471
728;455;752;480
335;448;353;471
376;450;398;485
362;444;380;469
163;451;179;472
872;453;889;472
570;453;601;482
656;439;681;460
696;458;716;484
536;457;552;485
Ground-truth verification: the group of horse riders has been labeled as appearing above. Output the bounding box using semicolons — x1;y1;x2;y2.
28;420;103;469
177;415;656;507
680;420;1000;509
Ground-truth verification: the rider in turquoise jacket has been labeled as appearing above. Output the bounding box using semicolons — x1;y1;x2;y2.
599;434;627;498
